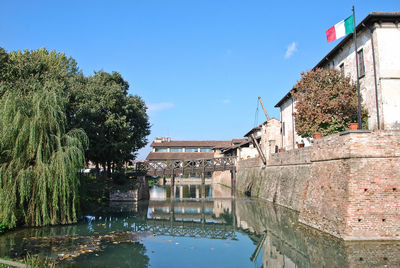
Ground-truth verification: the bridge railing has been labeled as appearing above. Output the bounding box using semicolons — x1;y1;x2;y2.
135;156;236;176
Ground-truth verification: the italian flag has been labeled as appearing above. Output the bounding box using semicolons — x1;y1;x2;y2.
326;15;354;42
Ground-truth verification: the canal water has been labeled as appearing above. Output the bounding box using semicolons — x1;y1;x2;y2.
0;182;399;267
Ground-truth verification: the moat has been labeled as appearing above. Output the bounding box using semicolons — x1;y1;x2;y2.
0;182;399;267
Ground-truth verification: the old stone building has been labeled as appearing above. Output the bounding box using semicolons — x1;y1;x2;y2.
276;12;400;150
222;118;281;163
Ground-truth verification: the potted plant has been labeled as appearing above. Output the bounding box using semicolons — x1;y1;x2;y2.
297;140;305;148
278;148;285;152
349;123;358;130
313;133;322;139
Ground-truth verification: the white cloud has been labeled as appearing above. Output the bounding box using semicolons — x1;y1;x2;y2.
147;102;174;113
284;42;298;59
222;99;231;104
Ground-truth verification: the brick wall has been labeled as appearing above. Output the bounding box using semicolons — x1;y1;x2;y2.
268;147;311;166
236;149;310;212
237;157;263;168
301;130;400;240
236;130;400;240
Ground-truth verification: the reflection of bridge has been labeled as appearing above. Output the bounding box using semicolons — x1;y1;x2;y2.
132;219;237;240
101;199;237;240
137;199;237;240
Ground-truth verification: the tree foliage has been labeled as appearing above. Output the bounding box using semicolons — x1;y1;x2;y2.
0;47;150;227
0;48;87;227
0;81;87;228
292;68;368;137
69;71;150;174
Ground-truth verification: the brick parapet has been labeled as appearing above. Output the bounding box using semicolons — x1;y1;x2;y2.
237;157;263;169
311;130;400;161
268;147;311;166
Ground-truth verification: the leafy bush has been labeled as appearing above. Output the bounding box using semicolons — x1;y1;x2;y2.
292;68;368;137
0;222;7;233
112;170;128;185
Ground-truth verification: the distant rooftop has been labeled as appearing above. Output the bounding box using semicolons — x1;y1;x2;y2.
146;152;214;161
151;137;233;148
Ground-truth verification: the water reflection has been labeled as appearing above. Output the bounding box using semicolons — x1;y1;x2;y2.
235;200;400;268
150;181;231;200
0;183;399;267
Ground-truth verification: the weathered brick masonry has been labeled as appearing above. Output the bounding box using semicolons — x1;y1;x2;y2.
236;130;400;240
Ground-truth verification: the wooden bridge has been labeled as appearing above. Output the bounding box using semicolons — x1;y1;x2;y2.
129;156;237;197
132;156;236;176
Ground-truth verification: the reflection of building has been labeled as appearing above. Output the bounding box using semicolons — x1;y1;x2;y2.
276;13;400;150
150;183;232;201
146;137;242;161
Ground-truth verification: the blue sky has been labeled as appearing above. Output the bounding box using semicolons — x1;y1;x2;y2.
1;0;398;159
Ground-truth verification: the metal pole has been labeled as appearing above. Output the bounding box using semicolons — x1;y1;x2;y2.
352;5;362;129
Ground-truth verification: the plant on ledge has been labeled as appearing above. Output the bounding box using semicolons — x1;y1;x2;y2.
291;68;368;138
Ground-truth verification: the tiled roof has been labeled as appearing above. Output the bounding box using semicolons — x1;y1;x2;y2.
232;138;247;144
222;140;251;153
151;140;232;148
146;152;215;160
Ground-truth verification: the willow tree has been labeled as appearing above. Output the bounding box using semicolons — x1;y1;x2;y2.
0;57;87;227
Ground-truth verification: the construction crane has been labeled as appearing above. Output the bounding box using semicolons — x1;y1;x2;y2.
258;97;270;121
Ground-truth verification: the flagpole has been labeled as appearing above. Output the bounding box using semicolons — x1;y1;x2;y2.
352;5;362;129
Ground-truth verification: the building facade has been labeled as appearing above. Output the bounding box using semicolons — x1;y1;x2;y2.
222;118;281;162
276;12;400;150
146;137;233;161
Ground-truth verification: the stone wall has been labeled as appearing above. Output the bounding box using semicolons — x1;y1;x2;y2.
300;130;400;240
236;149;310;212
236;130;400;240
110;176;149;201
213;170;232;186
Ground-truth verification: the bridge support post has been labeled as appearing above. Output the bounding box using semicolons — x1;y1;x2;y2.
201;170;205;199
231;168;236;197
171;170;175;199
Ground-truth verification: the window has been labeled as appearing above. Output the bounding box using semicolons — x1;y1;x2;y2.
155;148;168;152
185;148;198;152
357;49;365;77
339;63;345;77
200;148;213;152
170;148;182;152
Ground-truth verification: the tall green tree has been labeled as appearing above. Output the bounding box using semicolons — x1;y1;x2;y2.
0;88;87;228
0;48;87;227
69;71;150;174
0;48;79;97
292;68;368;137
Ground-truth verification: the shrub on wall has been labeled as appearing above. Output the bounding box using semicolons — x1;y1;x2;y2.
292;68;368;137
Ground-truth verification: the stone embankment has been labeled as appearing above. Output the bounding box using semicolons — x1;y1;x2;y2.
110;176;149;201
236;130;400;240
